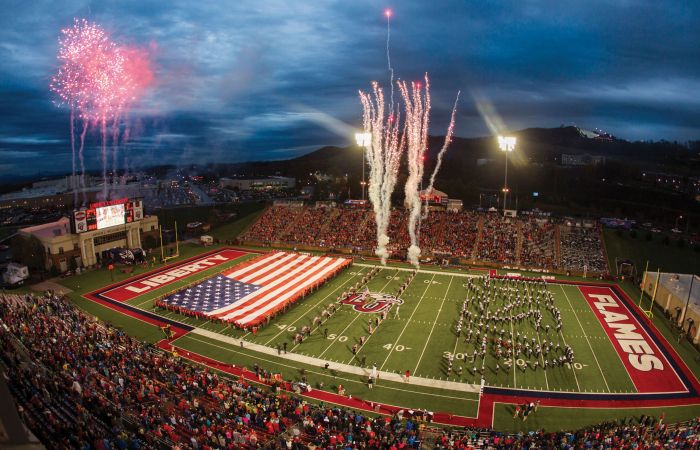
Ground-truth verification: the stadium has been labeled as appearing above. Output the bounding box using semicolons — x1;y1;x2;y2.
2;3;700;449
4;195;698;448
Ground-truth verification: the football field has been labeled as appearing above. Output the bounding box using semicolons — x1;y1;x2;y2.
76;246;700;430
175;264;654;393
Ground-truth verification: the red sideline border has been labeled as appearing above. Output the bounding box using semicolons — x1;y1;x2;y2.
82;249;700;428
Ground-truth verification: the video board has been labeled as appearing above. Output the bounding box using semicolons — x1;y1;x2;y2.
72;198;143;234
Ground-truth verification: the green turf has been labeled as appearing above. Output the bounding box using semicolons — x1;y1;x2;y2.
603;228;700;275
154;202;265;232
68;292;167;343
246;269;634;394
57;243;248;343
173;332;480;417
210;204;266;242
51;236;700;429
58;243;224;293
492;402;700;432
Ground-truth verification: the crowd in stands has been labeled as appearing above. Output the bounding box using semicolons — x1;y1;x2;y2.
435;417;699;449
423;210;479;258
474;215;519;265
520;218;558;269
316;208;369;250
0;291;427;449
278;207;331;246
241;206;609;273
560;225;608;273
243;206;302;243
2;292;698;449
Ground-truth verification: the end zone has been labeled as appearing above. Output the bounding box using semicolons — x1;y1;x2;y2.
80;258;700;428
99;249;248;302
579;285;687;393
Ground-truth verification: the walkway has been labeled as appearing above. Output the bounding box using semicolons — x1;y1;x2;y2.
353;263;481;279
191;327;480;393
30;279;73;296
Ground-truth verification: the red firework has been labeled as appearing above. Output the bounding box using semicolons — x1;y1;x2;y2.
50;18;153;121
50;18;153;200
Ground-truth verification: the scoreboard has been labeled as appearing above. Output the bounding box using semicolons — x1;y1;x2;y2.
72;198;143;234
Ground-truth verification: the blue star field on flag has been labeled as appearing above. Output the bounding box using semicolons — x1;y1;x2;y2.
160;274;260;313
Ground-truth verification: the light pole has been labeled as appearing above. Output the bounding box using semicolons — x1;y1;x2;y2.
675;215;683;230
497;136;516;211
355;132;371;201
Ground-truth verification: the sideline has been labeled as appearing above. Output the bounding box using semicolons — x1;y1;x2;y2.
192;327;480;393
354;263;481;278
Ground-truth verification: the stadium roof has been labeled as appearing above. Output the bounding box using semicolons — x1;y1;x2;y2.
419;188;448;198
19;217;70;240
646;272;700;317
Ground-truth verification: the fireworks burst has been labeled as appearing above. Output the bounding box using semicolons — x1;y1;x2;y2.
399;74;460;267
50;18;153;200
359;81;406;264
385;8;395;114
398;74;431;267
423;91;460;219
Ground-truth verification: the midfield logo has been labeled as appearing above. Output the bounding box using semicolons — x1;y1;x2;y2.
340;291;404;313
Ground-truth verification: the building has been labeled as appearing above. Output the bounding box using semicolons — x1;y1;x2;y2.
643;272;700;343
446;199;463;212
416;188;449;209
560;154;606;167
219;176;295;191
19;198;158;271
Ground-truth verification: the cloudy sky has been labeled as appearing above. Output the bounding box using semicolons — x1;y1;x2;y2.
1;0;699;177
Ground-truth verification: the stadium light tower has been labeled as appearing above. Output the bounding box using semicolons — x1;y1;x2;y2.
355;132;371;201
497;136;516;210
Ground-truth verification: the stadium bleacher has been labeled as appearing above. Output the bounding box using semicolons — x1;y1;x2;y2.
2;292;697;449
240;205;609;274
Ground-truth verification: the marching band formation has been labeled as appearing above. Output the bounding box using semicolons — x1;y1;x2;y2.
448;276;575;379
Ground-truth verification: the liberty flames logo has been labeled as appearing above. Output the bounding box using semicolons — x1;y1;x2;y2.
340;291;404;313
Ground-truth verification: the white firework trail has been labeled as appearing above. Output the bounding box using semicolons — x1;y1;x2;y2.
399;73;431;267
385;9;395;115
423;90;460;219
359;81;406;264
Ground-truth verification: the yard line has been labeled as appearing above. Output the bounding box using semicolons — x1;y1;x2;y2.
354;263;481;279
449;285;468;370
347;271;419;364
263;266;369;345
380;274;436;371
556;329;580;391
414;276;454;374
509;303;517;388
302;268;387;345
559;284;609;392
525;282;549;390
178;334;479;401
316;270;399;358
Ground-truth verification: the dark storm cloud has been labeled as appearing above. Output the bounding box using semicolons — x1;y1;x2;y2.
0;0;698;177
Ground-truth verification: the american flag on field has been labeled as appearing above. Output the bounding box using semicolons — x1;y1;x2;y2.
160;252;350;327
160;275;260;313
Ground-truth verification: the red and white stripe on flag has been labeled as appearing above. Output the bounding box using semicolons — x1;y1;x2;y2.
206;251;350;326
